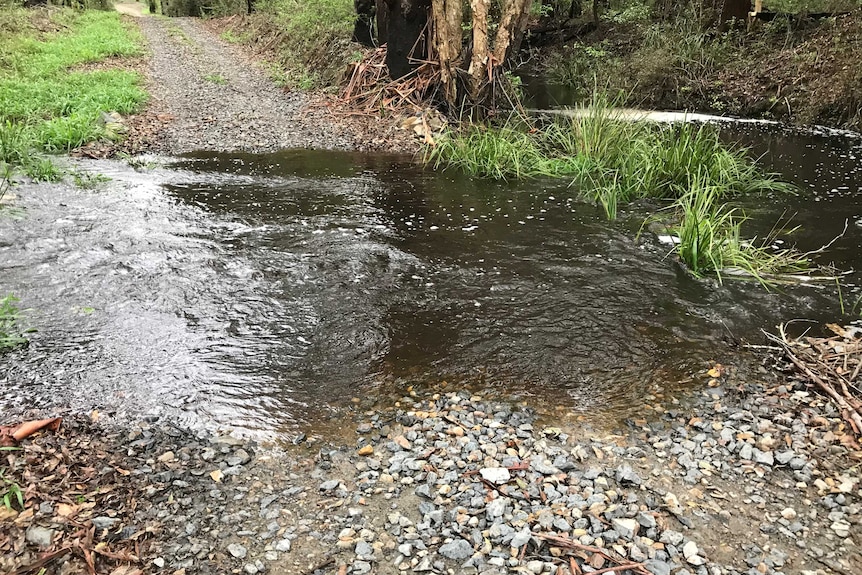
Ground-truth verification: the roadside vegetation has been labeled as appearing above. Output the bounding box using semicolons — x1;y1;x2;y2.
0;5;146;179
539;0;862;130
205;0;354;90
427;100;815;285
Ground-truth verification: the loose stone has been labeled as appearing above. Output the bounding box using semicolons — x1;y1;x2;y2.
227;543;248;559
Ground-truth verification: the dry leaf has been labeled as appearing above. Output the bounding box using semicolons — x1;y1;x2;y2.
57;503;79;517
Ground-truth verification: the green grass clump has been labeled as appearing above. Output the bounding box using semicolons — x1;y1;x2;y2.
426;98;810;285
0;294;28;352
427;99;789;218
672;181;811;284
0;8;146;165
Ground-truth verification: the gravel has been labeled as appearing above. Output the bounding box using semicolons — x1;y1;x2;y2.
4;373;861;575
131;17;419;156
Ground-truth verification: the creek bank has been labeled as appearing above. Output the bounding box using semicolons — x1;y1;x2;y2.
3;361;860;575
533;11;862;132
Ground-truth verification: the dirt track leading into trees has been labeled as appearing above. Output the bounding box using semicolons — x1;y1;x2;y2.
120;13;417;155
114;2;145;17
133;15;367;153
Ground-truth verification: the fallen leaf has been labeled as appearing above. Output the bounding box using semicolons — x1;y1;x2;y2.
57;503;79;517
10;417;63;441
707;364;724;378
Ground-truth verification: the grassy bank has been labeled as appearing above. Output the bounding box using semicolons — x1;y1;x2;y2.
0;6;146;178
427;107;811;284
208;0;355;90
539;2;862;130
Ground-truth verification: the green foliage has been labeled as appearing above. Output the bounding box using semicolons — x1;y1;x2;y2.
672;181;811;284
763;0;862;12
1;469;24;511
0;8;146;163
72;170;111;188
220;29;252;43
204;73;227;84
0;294;28;351
428;97;789;215
426;97;807;285
547;44;617;100
24;157;62;182
227;0;355;89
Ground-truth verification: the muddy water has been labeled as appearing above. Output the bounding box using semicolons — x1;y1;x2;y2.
1;126;860;440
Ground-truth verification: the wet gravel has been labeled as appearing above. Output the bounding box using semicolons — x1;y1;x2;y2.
134;17;414;154
5;366;860;575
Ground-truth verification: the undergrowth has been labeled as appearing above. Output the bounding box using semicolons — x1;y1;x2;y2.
540;1;862;127
426;98;810;285
0;7;146;175
217;0;355;89
0;294;28;352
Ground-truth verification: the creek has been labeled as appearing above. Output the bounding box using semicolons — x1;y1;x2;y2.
1;123;860;441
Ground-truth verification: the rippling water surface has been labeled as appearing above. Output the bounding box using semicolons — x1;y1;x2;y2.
1;124;860;439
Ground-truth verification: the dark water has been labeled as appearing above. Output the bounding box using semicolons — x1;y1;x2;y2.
1;124;860;440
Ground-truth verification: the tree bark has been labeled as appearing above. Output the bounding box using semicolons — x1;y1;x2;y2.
431;0;463;104
468;0;491;100
492;0;533;65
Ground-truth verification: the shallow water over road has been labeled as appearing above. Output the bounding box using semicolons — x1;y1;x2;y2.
1;125;860;440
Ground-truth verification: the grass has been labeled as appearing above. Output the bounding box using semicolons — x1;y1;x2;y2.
72;170;111;189
426;98;810;284
671;180;811;284
427;99;790;218
220;0;355;89
0;7;146;173
0;294;28;352
204;73;227;85
1;468;24;511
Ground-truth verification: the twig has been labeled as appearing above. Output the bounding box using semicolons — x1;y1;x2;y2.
769;326;862;435
586;563;648;575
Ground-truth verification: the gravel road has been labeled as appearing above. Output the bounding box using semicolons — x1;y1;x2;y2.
133;16;413;154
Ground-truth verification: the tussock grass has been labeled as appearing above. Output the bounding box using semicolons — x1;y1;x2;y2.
0;7;146;171
426;98;809;285
427;99;789;218
672;181;811;284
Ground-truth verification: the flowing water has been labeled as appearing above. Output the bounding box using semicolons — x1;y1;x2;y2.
1;123;860;441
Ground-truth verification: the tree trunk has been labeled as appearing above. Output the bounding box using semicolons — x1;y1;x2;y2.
353;0;377;46
376;0;389;45
384;0;431;79
492;0;532;64
431;0;463;104
468;0;490;100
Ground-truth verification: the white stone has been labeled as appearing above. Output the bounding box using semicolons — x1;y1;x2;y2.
479;467;511;484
